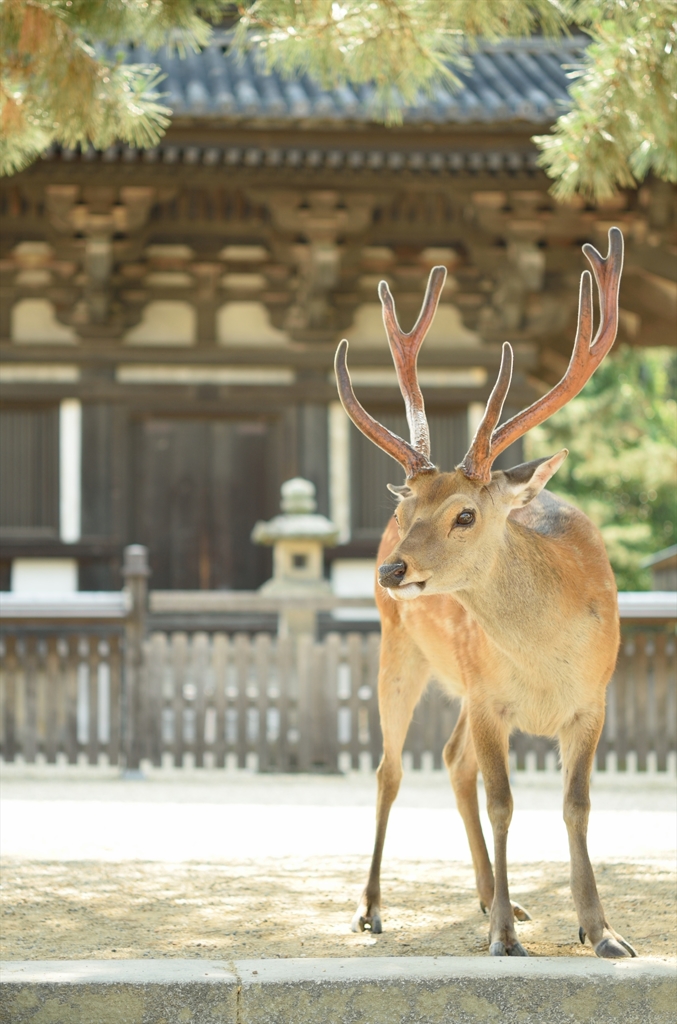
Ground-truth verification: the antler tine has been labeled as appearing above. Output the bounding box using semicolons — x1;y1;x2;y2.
334;340;435;478
459;343;514;480
459;227;624;483
379;266;447;458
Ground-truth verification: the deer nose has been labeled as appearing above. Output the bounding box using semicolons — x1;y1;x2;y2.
378;561;407;588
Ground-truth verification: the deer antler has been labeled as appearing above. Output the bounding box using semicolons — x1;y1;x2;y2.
460;226;624;482
334;266;447;478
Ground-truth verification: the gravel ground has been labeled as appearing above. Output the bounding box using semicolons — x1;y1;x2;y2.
1;767;674;963
2;856;675;962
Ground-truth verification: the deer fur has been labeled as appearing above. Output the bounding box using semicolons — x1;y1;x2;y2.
335;228;636;958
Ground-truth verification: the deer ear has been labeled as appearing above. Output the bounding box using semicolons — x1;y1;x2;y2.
387;483;413;500
499;450;568;508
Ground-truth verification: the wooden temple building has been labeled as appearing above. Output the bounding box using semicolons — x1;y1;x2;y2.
1;34;675;595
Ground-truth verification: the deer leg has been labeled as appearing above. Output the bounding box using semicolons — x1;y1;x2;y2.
559;716;637;959
444;704;531;923
351;635;430;933
468;708;527;956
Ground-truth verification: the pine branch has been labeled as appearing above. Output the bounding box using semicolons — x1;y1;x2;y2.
534;0;677;200
0;0;233;176
235;1;567;122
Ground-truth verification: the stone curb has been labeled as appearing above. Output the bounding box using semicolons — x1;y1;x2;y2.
2;957;675;1024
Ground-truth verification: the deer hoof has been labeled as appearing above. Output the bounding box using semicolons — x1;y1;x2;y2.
351;908;382;934
490;939;528;956
368;912;383;934
595;937;637;958
579;927;586;945
512;902;531;922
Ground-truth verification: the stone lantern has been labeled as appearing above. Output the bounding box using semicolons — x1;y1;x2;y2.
251;478;339;637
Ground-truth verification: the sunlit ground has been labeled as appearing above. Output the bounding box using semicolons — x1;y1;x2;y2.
1;767;674;961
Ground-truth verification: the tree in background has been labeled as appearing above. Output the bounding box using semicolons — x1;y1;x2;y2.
533;1;677;200
2;0;676;202
0;0;234;176
525;346;677;590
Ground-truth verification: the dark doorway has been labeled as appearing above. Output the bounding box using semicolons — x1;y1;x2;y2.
133;417;280;590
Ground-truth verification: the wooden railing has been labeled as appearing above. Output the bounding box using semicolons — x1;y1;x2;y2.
1;546;675;774
1;628;675;774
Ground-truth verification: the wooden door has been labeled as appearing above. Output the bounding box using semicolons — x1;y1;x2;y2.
133;417;279;590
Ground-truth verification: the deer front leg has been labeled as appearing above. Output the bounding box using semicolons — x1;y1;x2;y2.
352;634;430;933
559;715;637;958
444;703;531;924
469;706;527;956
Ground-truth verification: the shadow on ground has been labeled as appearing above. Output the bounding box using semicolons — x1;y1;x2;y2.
1;857;674;961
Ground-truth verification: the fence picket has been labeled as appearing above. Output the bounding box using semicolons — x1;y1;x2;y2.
255;633;271;773
234;633;250;769
277;635;294;771
296;635;313;773
23;637;38;763
324;633;340;775
212;633;227;768
87;637;98;765
171;634;187;767
193;633;209;768
3;635;18;762
44;637;59;764
108;635;122;766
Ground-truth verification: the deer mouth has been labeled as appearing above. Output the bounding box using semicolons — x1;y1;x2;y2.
393;581;427;600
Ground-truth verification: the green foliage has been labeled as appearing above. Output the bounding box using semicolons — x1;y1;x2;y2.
238;0;677;200
2;0;676;201
235;1;566;120
534;1;677;200
0;0;234;176
525;346;677;591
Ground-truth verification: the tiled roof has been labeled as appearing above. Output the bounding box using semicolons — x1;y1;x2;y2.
128;34;586;126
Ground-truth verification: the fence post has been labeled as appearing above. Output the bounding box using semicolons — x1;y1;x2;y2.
122;544;149;773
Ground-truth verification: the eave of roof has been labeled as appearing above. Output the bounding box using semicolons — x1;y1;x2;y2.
124;33;586;128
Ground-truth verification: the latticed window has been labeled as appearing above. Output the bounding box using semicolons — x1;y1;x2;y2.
0;407;59;537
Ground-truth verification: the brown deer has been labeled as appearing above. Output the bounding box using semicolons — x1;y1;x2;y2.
334;227;636;958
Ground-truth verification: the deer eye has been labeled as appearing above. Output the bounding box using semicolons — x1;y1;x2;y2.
456;509;475;527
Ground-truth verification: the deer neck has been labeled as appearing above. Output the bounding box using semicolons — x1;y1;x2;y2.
453;521;563;657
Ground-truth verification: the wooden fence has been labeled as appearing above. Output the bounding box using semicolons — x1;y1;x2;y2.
1;627;675;774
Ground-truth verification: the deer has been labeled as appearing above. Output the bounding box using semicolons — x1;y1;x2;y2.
333;227;636;959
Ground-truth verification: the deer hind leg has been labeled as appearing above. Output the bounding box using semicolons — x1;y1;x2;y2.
351;633;430;934
468;706;527;956
559;714;637;959
444;703;531;924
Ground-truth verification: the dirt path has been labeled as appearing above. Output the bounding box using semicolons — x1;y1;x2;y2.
1;857;674;962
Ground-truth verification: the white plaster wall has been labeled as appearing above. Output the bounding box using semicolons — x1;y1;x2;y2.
217;302;289;346
11;559;78;593
11;299;77;344
124;301;196;345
